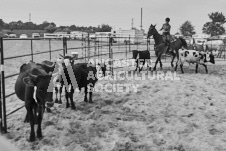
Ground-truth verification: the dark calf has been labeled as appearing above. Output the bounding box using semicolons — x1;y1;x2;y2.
15;62;53;142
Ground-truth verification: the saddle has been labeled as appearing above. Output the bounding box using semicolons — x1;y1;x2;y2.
162;34;176;44
162;35;177;54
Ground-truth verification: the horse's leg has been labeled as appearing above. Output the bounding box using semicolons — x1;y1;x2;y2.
159;58;163;70
24;112;29;123
170;51;176;68
153;58;158;71
153;51;160;71
175;49;180;70
158;52;163;70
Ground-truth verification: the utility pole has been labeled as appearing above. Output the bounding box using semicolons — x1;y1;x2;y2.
131;18;134;29
140;8;143;30
29;13;31;22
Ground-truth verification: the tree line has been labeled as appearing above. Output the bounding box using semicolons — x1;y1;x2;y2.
0;19;112;33
0;11;225;36
179;12;226;37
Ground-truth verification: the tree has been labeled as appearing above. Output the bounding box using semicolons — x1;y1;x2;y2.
203;12;226;36
23;22;37;30
37;21;50;30
45;24;57;33
69;25;77;31
179;21;196;36
97;24;112;32
17;20;24;29
0;19;4;30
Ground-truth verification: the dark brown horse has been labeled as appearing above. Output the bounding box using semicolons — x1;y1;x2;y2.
147;24;187;70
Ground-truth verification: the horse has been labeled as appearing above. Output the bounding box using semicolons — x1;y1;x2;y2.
147;24;187;70
132;50;151;72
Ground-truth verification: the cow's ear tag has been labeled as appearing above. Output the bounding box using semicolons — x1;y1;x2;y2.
23;77;35;87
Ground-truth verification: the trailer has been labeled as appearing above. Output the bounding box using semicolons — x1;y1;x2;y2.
44;32;70;39
112;29;144;44
70;31;88;40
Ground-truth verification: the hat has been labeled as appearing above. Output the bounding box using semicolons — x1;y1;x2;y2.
165;18;170;22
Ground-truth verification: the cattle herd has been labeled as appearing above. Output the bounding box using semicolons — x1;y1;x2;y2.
14;36;218;142
14;55;106;142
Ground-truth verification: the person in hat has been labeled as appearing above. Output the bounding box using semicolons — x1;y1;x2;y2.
160;18;171;52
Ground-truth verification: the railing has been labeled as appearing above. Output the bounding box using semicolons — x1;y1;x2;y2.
0;36;152;133
0;37;65;133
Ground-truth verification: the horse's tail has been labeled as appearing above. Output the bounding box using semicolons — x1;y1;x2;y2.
179;37;187;49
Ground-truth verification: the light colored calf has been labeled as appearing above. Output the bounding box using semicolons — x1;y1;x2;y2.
175;49;215;73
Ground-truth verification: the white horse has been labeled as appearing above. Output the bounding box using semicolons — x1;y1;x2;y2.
204;39;226;58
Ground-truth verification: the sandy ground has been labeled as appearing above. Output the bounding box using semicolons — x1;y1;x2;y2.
2;62;226;151
1;40;226;151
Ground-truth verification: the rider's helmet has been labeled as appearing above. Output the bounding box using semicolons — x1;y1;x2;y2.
165;18;170;22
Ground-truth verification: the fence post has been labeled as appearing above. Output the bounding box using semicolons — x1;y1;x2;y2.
109;37;113;75
97;40;99;59
94;39;96;56
125;36;128;58
49;39;51;61
224;46;226;60
81;34;84;61
63;37;67;56
30;39;33;61
0;39;2;133
147;37;149;51
129;35;131;52
88;33;90;61
83;34;87;63
0;38;7;133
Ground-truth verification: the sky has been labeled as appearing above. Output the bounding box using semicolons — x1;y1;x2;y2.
1;0;226;34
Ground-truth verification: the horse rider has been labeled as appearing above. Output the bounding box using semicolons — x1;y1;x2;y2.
160;17;171;53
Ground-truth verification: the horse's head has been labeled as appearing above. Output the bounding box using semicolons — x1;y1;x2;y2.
147;24;157;38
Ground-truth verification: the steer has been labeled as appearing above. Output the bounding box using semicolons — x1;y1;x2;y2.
132;50;151;72
15;61;53;142
41;59;64;104
175;49;215;73
58;56;106;108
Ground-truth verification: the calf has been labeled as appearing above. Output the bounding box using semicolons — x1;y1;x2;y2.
58;56;106;109
175;49;215;73
132;50;151;72
41;59;66;104
15;61;53;142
